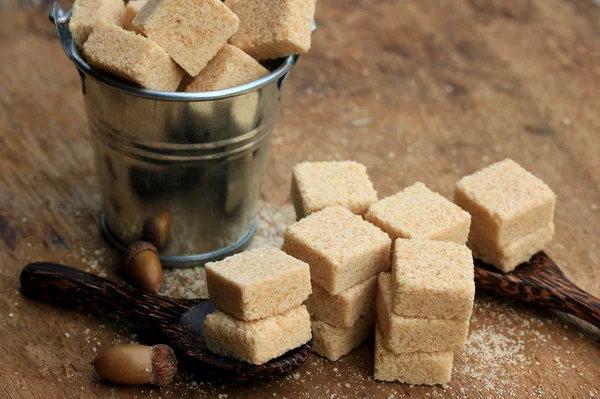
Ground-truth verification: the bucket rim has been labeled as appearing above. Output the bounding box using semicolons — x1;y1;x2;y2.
51;3;310;102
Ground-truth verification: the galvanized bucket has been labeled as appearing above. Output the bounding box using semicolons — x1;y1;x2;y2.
50;4;308;267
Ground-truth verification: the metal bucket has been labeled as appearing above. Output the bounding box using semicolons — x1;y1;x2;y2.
50;4;305;267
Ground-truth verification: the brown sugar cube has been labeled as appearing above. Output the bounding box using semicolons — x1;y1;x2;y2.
374;325;453;385
305;274;377;328
311;312;376;361
133;0;239;76
377;273;468;353
283;206;391;295
365;182;471;245
392;239;475;321
185;45;269;92
475;222;555;272
454;159;556;246
454;159;556;272
205;247;311;321
306;274;377;328
291;161;378;220
203;305;311;365
82;22;184;92
70;0;126;48
226;0;316;60
123;0;147;34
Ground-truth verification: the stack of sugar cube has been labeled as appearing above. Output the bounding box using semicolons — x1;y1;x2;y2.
361;181;474;384
203;247;312;365
374;240;475;385
284;161;390;361
70;0;316;92
454;159;556;273
283;206;391;361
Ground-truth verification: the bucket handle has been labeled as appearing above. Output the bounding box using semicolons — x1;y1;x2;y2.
49;4;74;61
277;54;299;90
49;4;87;95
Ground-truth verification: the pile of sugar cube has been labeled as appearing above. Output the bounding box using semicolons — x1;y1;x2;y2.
203;247;312;365
284;205;391;361
374;241;473;384
284;162;386;361
288;159;553;384
365;182;474;384
287;163;474;384
201;158;556;383
69;0;316;92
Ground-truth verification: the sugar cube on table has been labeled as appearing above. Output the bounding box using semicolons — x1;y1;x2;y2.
311;312;376;362
377;273;469;353
391;239;475;321
226;0;316;60
283;206;391;295
185;45;269;92
306;274;377;328
290;161;378;220
454;158;556;272
205;247;311;321
203;306;311;365
82;22;184;92
365;182;471;245
133;0;239;76
374;325;453;385
70;0;126;48
123;0;147;34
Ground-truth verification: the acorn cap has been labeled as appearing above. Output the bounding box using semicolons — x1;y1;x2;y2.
150;344;178;387
124;241;158;274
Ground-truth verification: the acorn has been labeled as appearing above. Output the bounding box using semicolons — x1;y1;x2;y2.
142;211;173;253
94;344;177;387
124;241;163;294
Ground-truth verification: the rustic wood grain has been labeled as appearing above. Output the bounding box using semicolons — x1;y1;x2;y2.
1;0;599;398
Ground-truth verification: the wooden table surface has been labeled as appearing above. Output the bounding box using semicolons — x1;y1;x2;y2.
1;0;599;398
